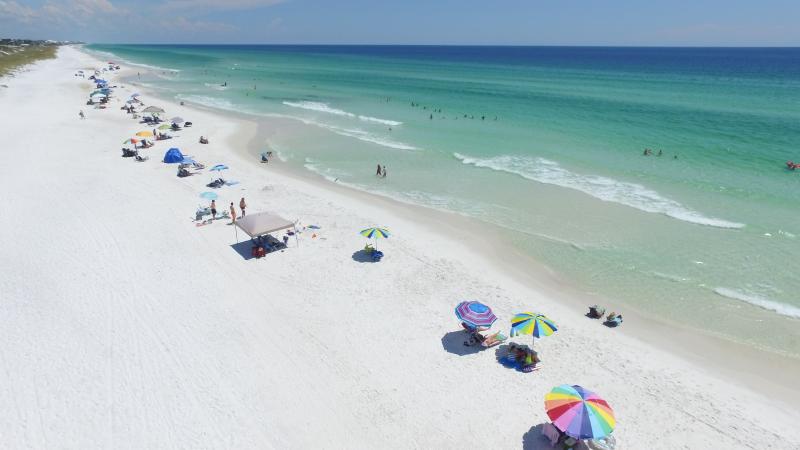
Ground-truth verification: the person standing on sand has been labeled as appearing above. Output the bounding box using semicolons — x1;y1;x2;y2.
210;199;217;220
230;202;237;223
79;110;85;120
239;198;247;217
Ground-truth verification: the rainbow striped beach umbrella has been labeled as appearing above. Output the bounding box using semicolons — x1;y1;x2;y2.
545;384;615;439
455;301;497;329
510;312;557;338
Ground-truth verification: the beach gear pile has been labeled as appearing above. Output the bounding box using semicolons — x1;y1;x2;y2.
451;301;618;448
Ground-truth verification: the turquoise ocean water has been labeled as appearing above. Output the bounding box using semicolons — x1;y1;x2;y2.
87;45;800;356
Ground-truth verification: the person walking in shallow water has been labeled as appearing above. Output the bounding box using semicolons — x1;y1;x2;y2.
376;164;382;176
382;165;387;178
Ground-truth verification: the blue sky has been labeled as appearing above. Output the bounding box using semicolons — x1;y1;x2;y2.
1;0;799;45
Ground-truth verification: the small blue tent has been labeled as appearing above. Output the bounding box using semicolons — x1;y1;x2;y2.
163;148;184;163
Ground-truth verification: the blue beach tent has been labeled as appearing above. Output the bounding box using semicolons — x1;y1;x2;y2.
163;148;184;163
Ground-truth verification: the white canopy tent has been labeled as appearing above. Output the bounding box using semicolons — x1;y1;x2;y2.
234;211;298;246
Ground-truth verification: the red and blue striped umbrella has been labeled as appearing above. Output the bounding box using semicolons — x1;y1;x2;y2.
455;301;497;328
545;384;615;439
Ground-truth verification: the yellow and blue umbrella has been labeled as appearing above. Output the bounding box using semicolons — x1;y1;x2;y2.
360;227;390;250
545;384;615;439
510;312;557;347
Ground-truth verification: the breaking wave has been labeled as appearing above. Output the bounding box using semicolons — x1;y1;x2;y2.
176;95;236;112
281;115;417;151
282;101;402;126
714;288;800;319
453;153;744;229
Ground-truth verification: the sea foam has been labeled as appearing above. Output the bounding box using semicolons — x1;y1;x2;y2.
283;101;402;126
714;288;800;319
276;113;417;151
177;95;236;112
453;153;745;229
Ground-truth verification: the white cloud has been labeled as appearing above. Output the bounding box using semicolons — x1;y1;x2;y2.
0;0;118;25
0;1;38;23
165;16;238;33
160;0;286;12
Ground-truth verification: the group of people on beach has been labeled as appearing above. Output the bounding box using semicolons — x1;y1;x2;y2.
210;198;247;223
588;305;623;326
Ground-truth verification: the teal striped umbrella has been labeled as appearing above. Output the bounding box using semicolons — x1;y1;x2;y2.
360;227;390;250
510;312;557;347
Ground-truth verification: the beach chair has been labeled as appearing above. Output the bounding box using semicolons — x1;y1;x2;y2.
195;207;211;221
586;435;616;450
481;332;507;348
206;178;225;188
463;329;485;347
505;343;541;373
541;422;561;447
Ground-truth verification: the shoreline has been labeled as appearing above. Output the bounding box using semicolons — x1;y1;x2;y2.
115;52;800;402
2;45;796;448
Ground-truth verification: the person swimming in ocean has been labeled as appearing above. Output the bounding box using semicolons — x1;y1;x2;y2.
657;149;663;156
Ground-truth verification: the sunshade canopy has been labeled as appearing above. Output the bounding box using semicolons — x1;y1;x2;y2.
163;148;184;163
545;384;615;439
455;301;497;328
235;212;294;238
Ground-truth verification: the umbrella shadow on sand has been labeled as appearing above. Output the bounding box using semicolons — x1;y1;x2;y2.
440;331;483;356
495;344;521;371
522;424;552;450
351;249;378;263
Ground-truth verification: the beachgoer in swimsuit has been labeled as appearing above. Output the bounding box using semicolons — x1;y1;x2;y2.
211;200;217;219
239;198;247;217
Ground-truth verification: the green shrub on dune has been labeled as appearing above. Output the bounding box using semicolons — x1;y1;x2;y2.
0;44;59;78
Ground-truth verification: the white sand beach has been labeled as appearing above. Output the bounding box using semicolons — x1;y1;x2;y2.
1;46;799;449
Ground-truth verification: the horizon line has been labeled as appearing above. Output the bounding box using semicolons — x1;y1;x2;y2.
84;43;800;49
